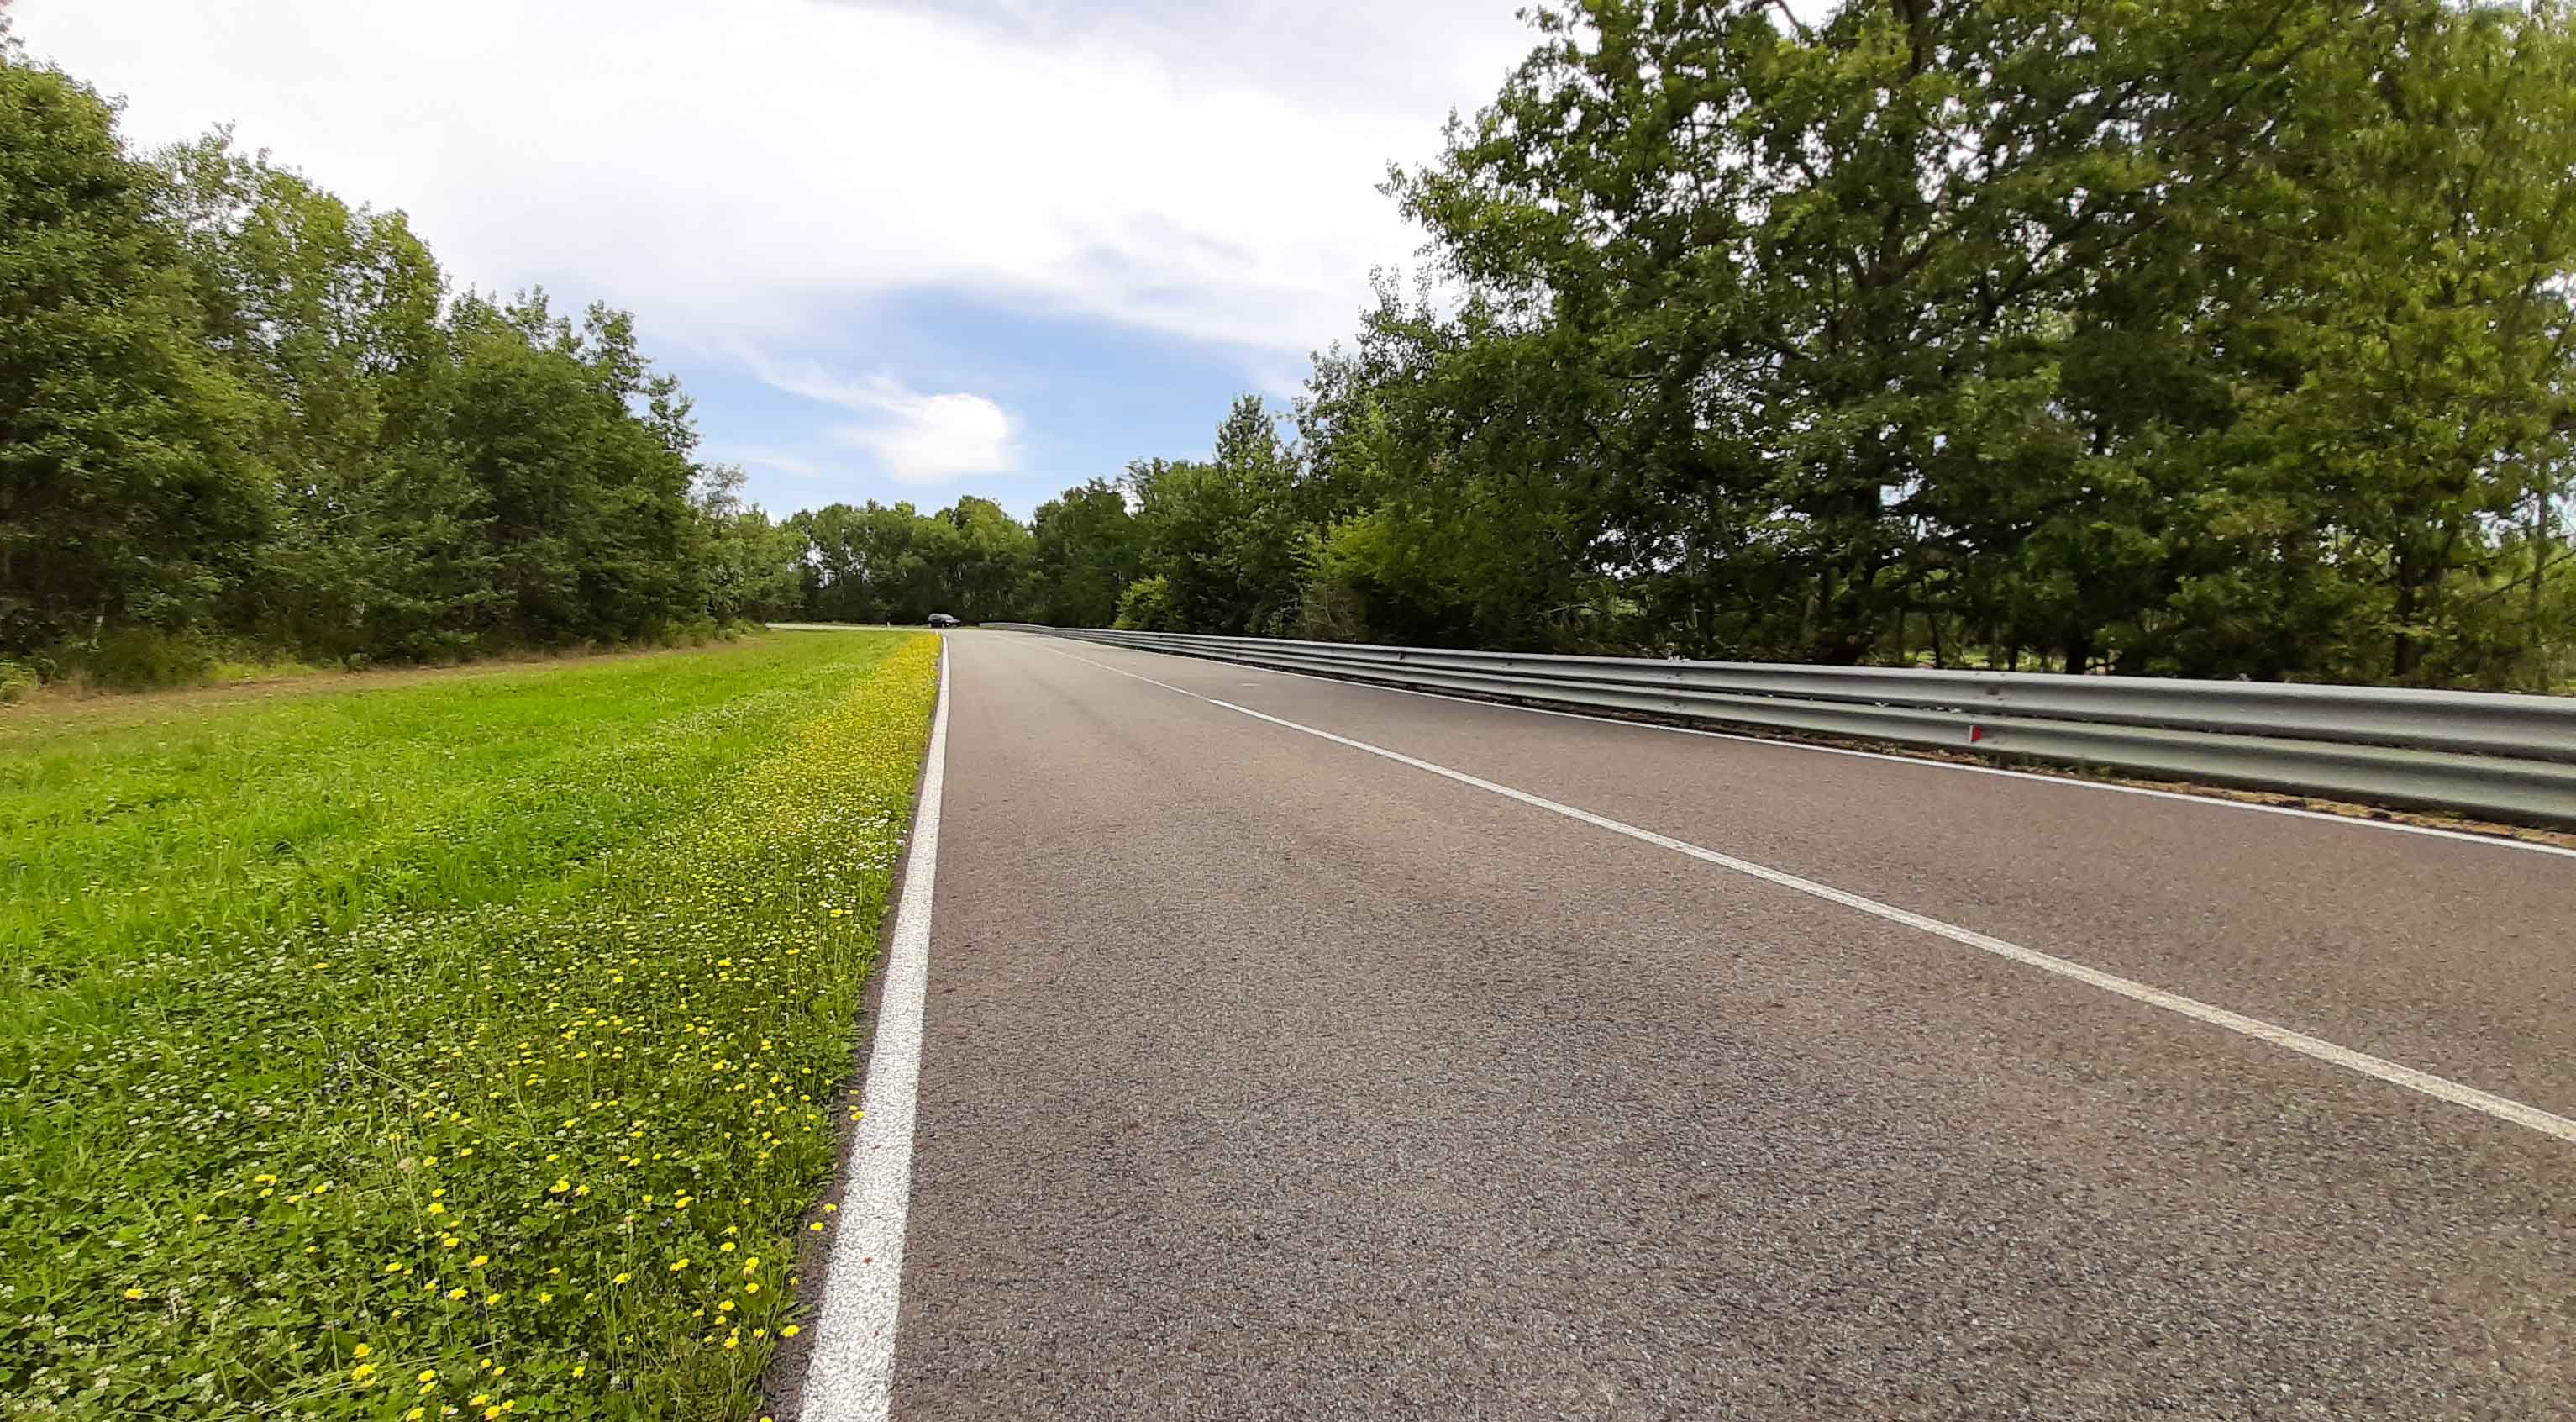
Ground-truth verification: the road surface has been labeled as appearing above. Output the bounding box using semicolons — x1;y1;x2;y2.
826;629;2576;1420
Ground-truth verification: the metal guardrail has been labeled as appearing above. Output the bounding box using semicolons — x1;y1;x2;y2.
982;624;2576;826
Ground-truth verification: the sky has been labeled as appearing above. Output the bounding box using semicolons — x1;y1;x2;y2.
13;0;1540;519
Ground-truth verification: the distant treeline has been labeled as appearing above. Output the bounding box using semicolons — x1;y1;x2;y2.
13;0;2576;693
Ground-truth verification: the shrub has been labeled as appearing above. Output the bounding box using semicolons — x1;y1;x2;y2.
72;627;217;690
1112;575;1174;631
0;659;36;704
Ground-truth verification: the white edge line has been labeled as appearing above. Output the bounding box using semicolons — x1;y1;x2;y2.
1024;638;2576;1147
802;635;950;1422
1002;633;2576;863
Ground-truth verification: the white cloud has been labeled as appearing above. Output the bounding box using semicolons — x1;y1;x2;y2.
833;388;1019;485
750;358;1019;483
16;0;1536;361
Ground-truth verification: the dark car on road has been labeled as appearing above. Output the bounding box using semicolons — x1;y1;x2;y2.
927;613;960;629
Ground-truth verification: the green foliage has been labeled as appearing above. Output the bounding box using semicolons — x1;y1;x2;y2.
692;466;806;624
0;630;940;1420
1126;397;1312;635
0;58;272;653
938;495;1039;621
444;292;705;646
0;50;807;679
1028;478;1142;625
788;494;1038;625
0;658;34;703
62;625;217;690
155;135;497;662
1283;0;2576;685
1112;573;1174;631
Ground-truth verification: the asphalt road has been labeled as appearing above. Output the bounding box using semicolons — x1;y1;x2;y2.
865;629;2576;1420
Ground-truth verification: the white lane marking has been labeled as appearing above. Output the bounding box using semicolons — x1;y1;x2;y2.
1022;639;2576;1146
802;638;952;1422
999;632;2576;862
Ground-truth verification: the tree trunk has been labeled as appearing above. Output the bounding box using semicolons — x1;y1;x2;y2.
2531;491;2552;683
2392;553;2421;681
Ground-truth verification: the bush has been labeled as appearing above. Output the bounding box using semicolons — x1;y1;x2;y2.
0;659;36;704
1112;575;1174;631
646;617;728;650
72;627;217;690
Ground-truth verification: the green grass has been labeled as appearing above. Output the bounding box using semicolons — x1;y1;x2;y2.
1;630;942;1420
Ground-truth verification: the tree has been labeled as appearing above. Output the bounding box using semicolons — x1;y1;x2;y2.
2204;2;2576;683
692;463;803;623
1127;396;1309;635
446;291;700;644
1300;277;1639;650
1028;477;1141;625
786;496;1033;624
1344;0;2576;683
156;134;496;659
0;43;823;674
933;495;1036;622
0;57;271;656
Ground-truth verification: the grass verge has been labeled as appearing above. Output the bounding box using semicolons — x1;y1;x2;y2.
2;629;942;1420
